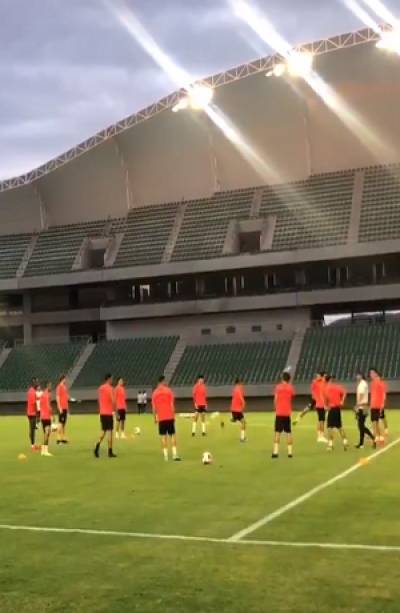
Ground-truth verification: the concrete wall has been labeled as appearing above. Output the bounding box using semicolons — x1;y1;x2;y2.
0;185;42;234
32;324;70;342
38;139;128;225
106;307;311;339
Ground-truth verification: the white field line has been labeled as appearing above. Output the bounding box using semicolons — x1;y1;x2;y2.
228;436;400;542
1;523;400;553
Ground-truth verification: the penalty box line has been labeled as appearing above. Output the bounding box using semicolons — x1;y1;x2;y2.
1;523;400;553
228;436;400;542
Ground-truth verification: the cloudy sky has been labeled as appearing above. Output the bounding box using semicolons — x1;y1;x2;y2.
1;0;398;180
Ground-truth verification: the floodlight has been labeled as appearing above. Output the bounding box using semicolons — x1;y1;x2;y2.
188;84;214;110
287;51;314;76
376;29;400;53
273;63;286;77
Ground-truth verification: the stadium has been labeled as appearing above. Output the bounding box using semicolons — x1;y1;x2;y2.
2;5;400;612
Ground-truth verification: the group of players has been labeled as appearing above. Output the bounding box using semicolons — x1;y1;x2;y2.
25;366;388;461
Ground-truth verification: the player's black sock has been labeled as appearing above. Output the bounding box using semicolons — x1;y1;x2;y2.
108;448;117;458
94;442;100;457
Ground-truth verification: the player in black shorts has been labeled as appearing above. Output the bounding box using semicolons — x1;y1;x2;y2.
272;372;295;459
152;376;181;462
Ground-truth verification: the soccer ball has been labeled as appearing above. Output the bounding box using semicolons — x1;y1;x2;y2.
51;423;58;432
202;451;213;465
134;427;141;435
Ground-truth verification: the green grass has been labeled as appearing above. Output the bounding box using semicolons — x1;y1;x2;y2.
1;411;400;612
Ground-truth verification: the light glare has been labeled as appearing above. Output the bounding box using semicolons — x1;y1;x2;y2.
376;29;400;53
287;51;314;76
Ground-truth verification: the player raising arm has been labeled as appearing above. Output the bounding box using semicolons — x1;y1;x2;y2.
272;372;295;459
230;378;247;443
152;376;181;462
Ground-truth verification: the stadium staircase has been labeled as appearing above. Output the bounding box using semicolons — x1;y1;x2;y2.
67;342;96;386
16;234;39;277
163;338;187;382
162;202;187;264
249;186;263;218
347;169;365;244
0;347;12;371
285;328;306;375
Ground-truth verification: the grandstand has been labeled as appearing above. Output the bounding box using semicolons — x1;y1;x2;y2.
0;341;85;392
296;322;400;382
74;337;178;388
0;27;400;405
172;340;291;385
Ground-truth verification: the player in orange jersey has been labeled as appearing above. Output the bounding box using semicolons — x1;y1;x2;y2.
192;375;208;437
152;376;181;461
325;375;348;451
293;371;328;442
26;377;41;451
94;374;117;458
369;368;387;445
56;374;70;445
40;381;53;457
272;372;295;458
230;378;247;442
115;377;128;440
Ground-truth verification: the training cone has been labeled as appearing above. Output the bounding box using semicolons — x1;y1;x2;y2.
17;453;27;461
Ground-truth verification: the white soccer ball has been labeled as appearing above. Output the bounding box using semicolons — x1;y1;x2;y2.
134;427;141;435
202;451;213;465
51;423;58;432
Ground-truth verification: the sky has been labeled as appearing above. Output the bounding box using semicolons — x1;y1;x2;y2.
0;0;398;180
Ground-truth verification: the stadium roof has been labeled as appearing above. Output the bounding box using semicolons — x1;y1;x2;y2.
0;26;385;193
1;24;399;233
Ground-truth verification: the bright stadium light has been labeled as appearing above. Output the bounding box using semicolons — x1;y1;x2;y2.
172;84;214;113
287;51;314;76
188;84;214;110
172;98;190;113
376;29;400;53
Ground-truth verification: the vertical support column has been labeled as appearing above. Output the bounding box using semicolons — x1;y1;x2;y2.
23;292;33;345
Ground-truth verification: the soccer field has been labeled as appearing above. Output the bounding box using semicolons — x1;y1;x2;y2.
1;411;400;613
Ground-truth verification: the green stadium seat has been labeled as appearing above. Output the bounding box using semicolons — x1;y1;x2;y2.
171;188;254;262
0;342;86;391
295;323;400;381
260;171;354;251
73;337;179;388
359;164;400;242
171;340;291;386
113;204;179;268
